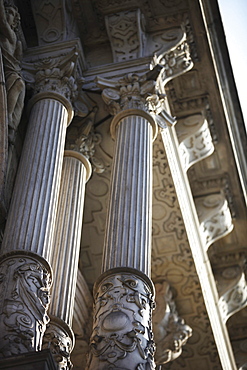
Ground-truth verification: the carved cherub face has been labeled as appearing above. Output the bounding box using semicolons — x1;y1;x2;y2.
5;5;20;31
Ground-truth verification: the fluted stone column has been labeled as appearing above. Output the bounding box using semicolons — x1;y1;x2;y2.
0;51;76;358
42;150;91;369
87;72;160;370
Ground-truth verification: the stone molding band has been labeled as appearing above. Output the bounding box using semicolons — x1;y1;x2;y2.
64;150;92;182
27;92;74;126
110;108;158;141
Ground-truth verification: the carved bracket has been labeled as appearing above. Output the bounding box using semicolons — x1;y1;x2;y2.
216;264;247;323
176;113;215;170
195;193;234;251
105;9;146;63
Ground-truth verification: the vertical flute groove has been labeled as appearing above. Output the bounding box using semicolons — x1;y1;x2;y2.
49;154;89;326
102;115;153;276
1;99;68;262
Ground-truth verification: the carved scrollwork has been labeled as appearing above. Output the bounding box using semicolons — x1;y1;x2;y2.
0;252;52;357
176;113;215;170
42;316;75;370
153;30;193;85
195;193;234;251
87;268;156;369
97;71;161;116
153;280;192;364
216;264;247;323
23;47;79;104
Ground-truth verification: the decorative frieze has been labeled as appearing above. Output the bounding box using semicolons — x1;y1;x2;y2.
0;251;52;357
176;113;214;170
195;193;234;251
153;280;192;364
87;268;156;370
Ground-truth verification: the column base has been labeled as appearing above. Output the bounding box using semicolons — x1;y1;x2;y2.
0;349;57;370
42;316;75;370
87;267;156;370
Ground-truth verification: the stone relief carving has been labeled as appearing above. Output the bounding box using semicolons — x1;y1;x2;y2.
195;193;234;251
31;0;79;45
105;9;146;62
87;269;156;369
153;280;192;364
0;253;52;357
42;316;74;370
176;113;215;171
154;31;193;85
0;0;25;143
216;264;247;323
96;66;163;116
23;47;78;101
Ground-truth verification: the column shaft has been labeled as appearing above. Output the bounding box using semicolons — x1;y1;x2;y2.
49;151;90;325
43;151;91;369
1;98;68;261
103;115;153;276
0;97;71;358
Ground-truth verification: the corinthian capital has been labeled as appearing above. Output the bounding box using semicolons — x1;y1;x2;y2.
96;65;164;116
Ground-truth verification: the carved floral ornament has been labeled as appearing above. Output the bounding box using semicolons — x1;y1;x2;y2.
22;47;80;104
0;252;52;357
87;268;156;369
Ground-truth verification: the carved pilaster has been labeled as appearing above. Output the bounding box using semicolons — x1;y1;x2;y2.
0;251;52;358
87;268;156;370
153;281;192;365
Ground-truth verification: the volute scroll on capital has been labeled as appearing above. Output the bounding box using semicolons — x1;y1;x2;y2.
23;45;85;125
96;66;167;140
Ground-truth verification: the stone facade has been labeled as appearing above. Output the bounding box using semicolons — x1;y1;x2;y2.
0;0;246;369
